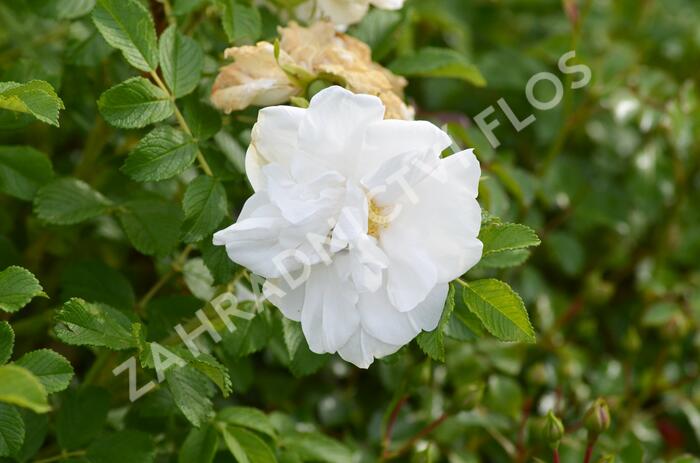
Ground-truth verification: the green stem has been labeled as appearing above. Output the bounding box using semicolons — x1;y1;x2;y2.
149;71;214;177
34;450;86;463
136;245;194;312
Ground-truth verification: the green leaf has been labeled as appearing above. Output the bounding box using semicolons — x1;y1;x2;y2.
122;126;198;181
280;318;328;377
200;238;236;285
0;322;13;365
159;25;203;98
165;365;215;427
217;407;276;439
15;409;48;462
221;425;249;463
0;80;64;126
417;284;455;361
480;222;540;255
478;222;540;268
61;261;135;311
56;386;110;450
0;146;54;201
34;178;112;225
15;349;74;394
179;424;219;463
0;266;45;314
92;0;159;71
117;198;183;256
349;8;403;60
389;47;486;86
479;249;531;269
86;430;156;463
182;176;228;243
221;309;270;359
183;97;221;141
461;279;535;343
219;0;262;44
0;365;50;413
281;432;352;463
0;403;24;458
182;258;215;301
224;426;277;463
54;298;137;350
28;0;95;19
98;77;173;129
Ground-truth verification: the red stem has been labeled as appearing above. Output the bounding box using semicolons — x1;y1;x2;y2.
553;448;561;463
583;438;596;463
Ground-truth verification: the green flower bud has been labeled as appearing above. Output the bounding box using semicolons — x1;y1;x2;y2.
306;79;334;99
585;398;611;436
542;411;565;449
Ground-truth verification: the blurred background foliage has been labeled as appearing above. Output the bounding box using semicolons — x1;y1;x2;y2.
0;0;699;462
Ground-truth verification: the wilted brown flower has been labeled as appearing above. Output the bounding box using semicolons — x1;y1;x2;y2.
211;21;413;120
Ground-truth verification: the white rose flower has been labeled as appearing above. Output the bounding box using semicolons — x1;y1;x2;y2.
214;86;482;368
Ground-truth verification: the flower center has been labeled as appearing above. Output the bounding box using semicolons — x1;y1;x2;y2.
367;199;390;238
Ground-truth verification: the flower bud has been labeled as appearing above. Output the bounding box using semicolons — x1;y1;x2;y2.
306;79;334;99
585;398;611;436
541;411;565;449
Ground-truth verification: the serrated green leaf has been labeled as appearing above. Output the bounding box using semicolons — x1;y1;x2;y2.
279;318;328;377
182;258;215;301
0;266;46;314
179;424;219;463
122;126;198;181
15;349;74;394
98;77;173;129
182;176;227;243
281;432;352;463
0;146;53;201
218;0;261;44
0;322;13;365
61;261;135;311
176;348;232;397
480;222;540;256
86;430;156;463
0;403;24;457
479;249;531;268
222;309;270;359
217;407;276;439
117;199;183;256
28;0;95;19
461;279;535;343
389;47;486;86
56;386;110;450
224;426;277;463
0;80;64;126
34;178;112;225
165;365;215;427
54;298;136;350
159;25;203;98
0;365;49;413
417;284;455;361
92;0;158;71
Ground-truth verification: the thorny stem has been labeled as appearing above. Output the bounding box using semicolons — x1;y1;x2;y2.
148;71;214;177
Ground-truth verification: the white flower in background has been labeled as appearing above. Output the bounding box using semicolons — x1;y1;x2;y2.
213;86;482;368
299;0;404;27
